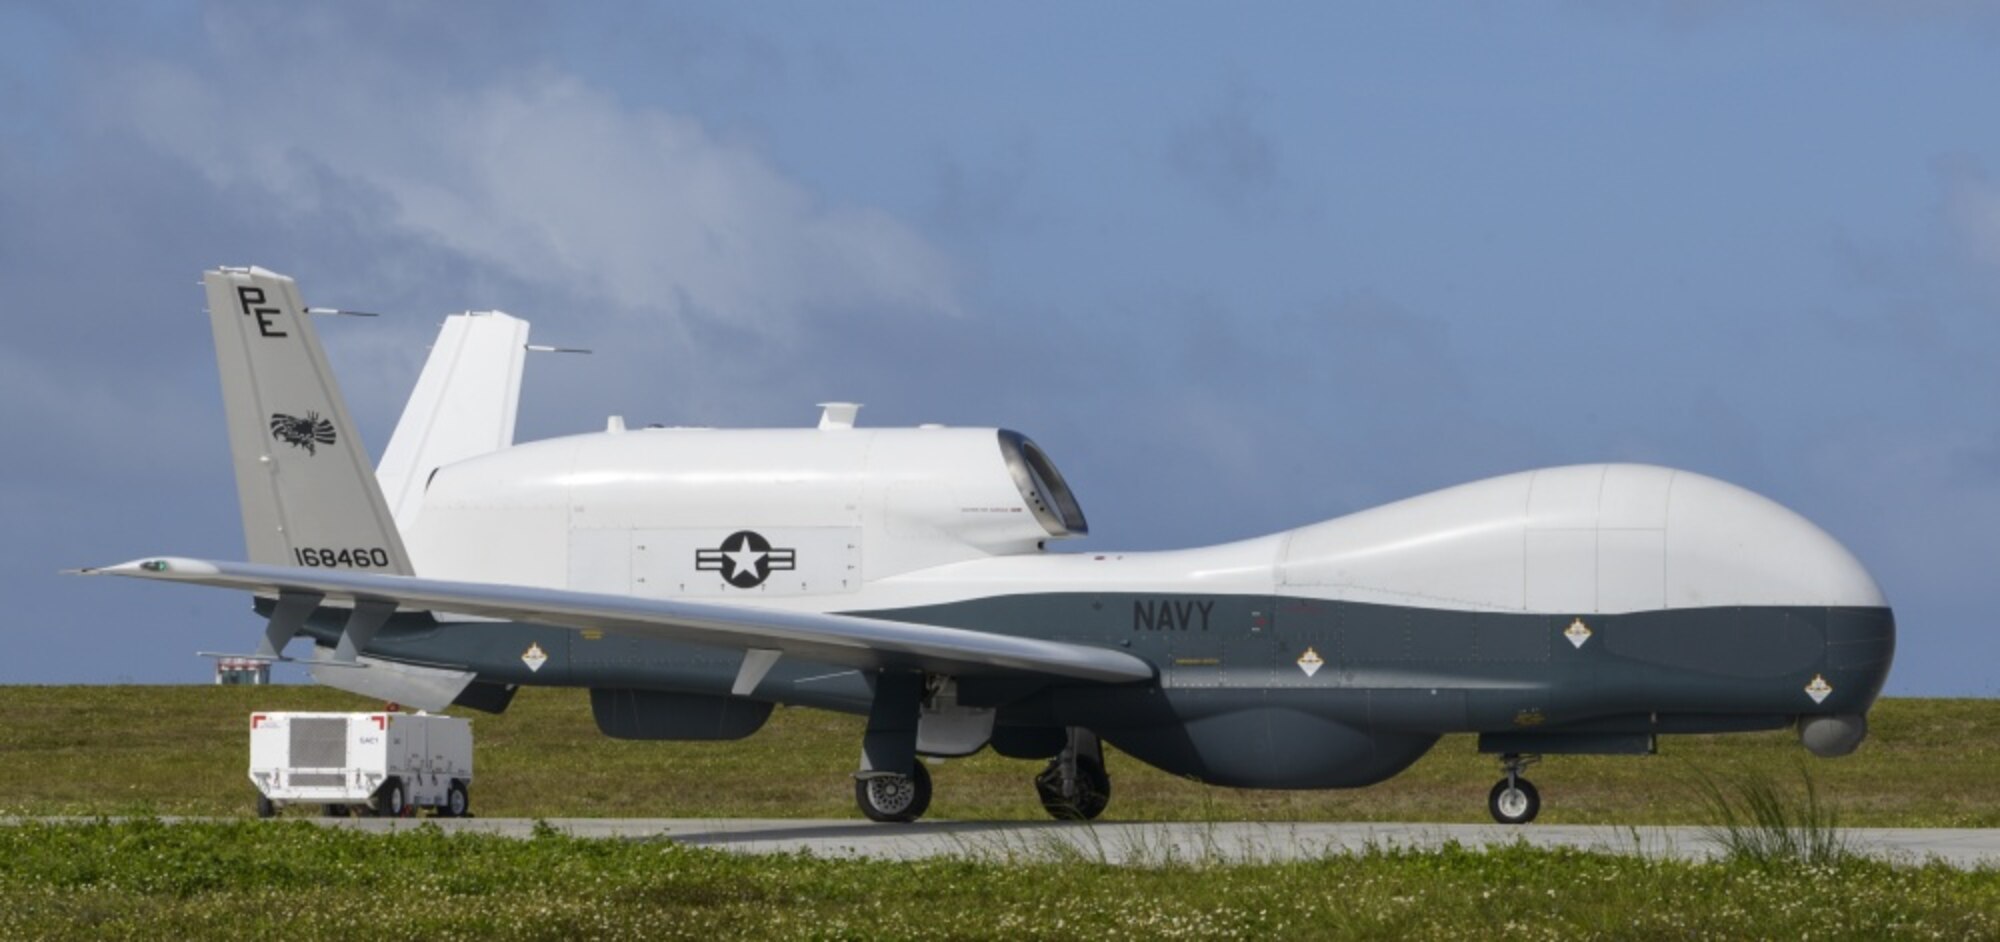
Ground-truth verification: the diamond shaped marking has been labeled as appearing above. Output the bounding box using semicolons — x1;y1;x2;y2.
521;642;548;673
1296;647;1324;678
1805;674;1833;704
1564;618;1593;649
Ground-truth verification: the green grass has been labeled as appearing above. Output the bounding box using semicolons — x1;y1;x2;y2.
0;820;1993;940
1694;765;1855;869
1;686;1995;825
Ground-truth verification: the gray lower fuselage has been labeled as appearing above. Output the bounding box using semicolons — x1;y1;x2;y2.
291;592;1896;790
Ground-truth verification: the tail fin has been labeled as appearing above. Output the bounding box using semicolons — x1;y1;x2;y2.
203;266;414;575
375;311;530;535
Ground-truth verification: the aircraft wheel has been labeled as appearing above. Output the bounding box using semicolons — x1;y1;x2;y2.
255;795;277;819
323;804;348;817
440;780;470;818
855;763;932;823
1035;755;1111;821
1488;776;1541;825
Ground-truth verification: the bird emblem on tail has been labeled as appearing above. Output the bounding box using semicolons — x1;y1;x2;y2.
269;411;337;455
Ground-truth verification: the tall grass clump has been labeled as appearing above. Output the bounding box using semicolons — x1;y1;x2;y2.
1692;764;1853;868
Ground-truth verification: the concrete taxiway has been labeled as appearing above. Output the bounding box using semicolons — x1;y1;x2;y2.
300;818;2000;868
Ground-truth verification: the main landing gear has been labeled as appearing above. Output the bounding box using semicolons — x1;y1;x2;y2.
1487;753;1541;824
852;671;934;823
849;671;1115;825
848;723;1113;824
855;762;933;823
1033;728;1110;821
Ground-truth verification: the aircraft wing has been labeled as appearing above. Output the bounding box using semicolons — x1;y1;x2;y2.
80;557;1154;685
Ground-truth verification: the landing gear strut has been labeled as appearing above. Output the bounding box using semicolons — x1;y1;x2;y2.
1034;728;1110;821
1487;753;1541;825
855;762;933;823
853;671;932;823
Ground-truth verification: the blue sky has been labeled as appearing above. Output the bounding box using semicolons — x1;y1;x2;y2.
2;3;1995;694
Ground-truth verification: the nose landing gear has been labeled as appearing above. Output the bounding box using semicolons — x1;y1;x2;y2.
1487;753;1541;824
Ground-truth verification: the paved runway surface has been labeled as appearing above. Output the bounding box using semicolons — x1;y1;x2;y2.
305;818;2000;868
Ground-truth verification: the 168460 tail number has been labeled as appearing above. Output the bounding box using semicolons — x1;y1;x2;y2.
292;547;391;568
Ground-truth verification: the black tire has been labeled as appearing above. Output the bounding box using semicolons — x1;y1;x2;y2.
255;795;277;819
441;780;470;818
323;803;348;818
1035;756;1111;821
373;779;408;818
854;762;933;823
1488;776;1541;825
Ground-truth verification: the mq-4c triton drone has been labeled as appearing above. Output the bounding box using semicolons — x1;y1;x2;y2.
83;267;1895;824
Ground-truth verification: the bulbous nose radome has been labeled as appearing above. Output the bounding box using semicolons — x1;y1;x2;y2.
1662;472;1887;611
1665;471;1896;730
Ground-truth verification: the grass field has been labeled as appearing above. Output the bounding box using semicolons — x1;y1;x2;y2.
1;686;1994;826
0;819;1995;940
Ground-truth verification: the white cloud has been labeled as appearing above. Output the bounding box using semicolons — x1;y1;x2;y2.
100;47;961;337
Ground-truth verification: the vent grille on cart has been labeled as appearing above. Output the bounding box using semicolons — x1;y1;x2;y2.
290;718;349;768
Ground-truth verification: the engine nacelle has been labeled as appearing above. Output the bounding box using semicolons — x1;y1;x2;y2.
591;688;773;741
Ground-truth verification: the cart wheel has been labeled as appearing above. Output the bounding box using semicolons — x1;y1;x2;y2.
374;779;408;818
255;795;277;819
441;780;469;818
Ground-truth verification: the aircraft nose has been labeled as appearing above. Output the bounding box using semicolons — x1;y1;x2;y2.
1639;470;1897;734
1799;607;1892;758
1663;471;1887;610
1819;605;1896;707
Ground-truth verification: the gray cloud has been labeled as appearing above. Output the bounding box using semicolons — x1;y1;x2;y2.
1942;160;2000;278
925;138;1042;244
1829;0;2000;34
1576;0;2000;35
1812;159;2000;388
1166;82;1283;213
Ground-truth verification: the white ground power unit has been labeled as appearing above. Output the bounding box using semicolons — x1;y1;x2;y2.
249;711;473;818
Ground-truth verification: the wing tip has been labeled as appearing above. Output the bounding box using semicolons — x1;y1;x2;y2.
72;557;222;578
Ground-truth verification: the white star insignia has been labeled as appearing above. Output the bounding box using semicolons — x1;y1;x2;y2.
725;546;767;578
